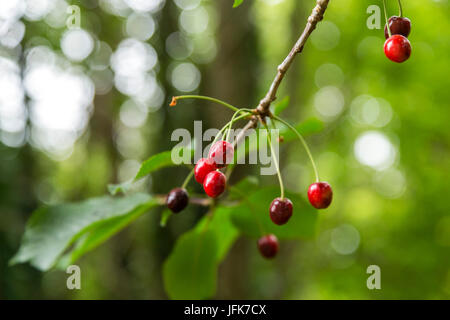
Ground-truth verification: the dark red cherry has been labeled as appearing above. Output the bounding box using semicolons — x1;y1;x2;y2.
308;182;333;209
257;234;279;259
208;140;234;168
194;158;217;184
384;35;411;63
384;16;411;39
203;170;226;198
269;197;293;225
166;188;189;213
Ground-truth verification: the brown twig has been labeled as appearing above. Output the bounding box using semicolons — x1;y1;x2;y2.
156;194;212;206
234;0;330;146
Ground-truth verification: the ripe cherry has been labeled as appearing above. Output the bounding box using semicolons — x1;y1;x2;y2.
258;234;279;259
208;140;234;168
269;197;293;225
384;35;411;63
308;182;333;209
384;16;411;39
166;188;189;213
194;158;217;184
203;170;226;198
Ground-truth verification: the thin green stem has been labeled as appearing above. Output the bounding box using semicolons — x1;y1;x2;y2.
181;168;194;189
263;122;285;200
269;117;278;134
397;0;403;17
383;0;392;37
210;112;251;148
225;163;235;180
183;111;250;189
273;115;320;182
172;95;239;112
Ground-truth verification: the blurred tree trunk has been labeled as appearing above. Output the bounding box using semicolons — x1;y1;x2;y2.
205;1;259;299
203;1;260;124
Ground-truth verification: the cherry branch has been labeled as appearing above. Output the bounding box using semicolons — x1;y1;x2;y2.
234;0;330;145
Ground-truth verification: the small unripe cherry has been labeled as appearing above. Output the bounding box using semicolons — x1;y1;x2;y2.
166;188;189;213
384;35;411;63
384;16;411;39
257;234;279;259
208;140;234;168
194;158;217;184
269;197;293;225
308;182;333;209
203;170;226;198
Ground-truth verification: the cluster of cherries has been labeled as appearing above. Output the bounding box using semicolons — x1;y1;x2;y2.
166;138;333;259
165;140;232;213
258;181;332;259
195;140;233;197
383;15;412;63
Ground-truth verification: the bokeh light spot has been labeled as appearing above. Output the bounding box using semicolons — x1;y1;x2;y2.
354;131;396;170
61;29;95;62
314;86;344;120
331;224;360;255
170;62;201;92
310;21;340;51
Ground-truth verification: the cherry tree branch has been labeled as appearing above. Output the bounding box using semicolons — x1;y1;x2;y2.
234;0;330;145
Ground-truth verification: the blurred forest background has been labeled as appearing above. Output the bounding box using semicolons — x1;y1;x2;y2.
1;0;449;299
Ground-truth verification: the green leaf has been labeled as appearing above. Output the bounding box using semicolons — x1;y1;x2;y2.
135;151;177;181
10;193;159;271
281;117;324;142
61;205;149;267
163;208;239;299
194;207;240;261
229;176;260;200
232;118;323;166
233;0;244;8
107;180;133;196
273;96;290;116
163;229;218;299
230;186;318;239
107;147;193;195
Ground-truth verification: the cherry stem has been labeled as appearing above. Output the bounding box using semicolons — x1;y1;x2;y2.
158;194;212;206
181;168;194;189
269;117;279;134
171;95;239;113
226;108;253;142
210;112;251;150
273;115;320;183
383;0;392;37
397;0;403;17
263;122;285;200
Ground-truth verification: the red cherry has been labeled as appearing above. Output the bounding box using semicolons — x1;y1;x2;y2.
166;188;189;213
308;182;333;209
203;170;226;198
384;16;411;39
194;158;217;184
269;197;293;225
384;35;411;63
257;234;279;259
208;141;234;168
